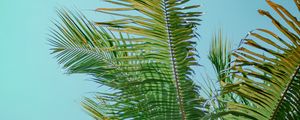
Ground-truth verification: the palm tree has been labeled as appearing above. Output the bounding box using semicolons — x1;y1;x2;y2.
49;0;300;119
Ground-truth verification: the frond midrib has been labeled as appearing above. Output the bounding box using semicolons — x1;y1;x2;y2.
162;0;186;119
270;65;300;120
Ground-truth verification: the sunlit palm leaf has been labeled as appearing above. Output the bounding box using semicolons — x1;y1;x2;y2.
216;0;300;119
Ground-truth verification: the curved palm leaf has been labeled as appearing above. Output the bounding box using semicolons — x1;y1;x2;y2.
215;0;300;119
50;0;204;119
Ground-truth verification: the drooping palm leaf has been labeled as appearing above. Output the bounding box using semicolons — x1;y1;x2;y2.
50;0;204;119
215;0;300;119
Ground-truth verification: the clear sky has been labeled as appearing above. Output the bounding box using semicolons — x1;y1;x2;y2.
0;0;296;120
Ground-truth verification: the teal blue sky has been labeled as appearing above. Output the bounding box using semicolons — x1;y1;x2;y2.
0;0;296;120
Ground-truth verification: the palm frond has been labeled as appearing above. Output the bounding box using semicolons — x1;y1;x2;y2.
50;0;204;118
215;0;300;119
92;0;203;119
200;31;233;114
50;9;163;119
208;30;232;87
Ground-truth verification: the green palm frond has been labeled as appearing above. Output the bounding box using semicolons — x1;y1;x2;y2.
93;0;204;119
203;31;249;118
208;30;232;87
215;0;300;119
200;31;233;114
50;9;161;119
208;31;250;104
50;0;204;119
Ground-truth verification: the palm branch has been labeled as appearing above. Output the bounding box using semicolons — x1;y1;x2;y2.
214;0;300;119
50;0;204;119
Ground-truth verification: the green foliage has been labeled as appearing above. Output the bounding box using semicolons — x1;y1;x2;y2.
208;30;232;87
50;0;300;120
199;31;233;117
50;0;205;119
203;31;251;119
93;1;204;118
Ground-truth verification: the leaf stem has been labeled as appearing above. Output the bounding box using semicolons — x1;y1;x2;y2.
162;0;186;119
270;65;300;120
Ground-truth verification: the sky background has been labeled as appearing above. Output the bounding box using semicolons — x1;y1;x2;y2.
0;0;297;120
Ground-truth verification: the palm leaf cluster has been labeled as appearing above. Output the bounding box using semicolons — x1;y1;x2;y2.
50;0;205;119
217;0;300;119
49;0;300;119
94;0;204;119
